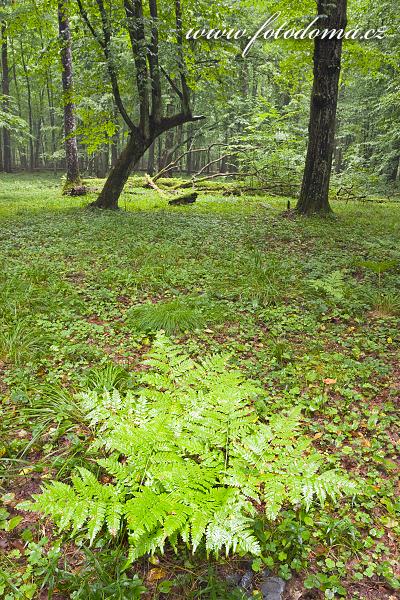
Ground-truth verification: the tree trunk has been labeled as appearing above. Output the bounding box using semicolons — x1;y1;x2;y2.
46;74;58;174
334;142;343;173
157;136;163;172
58;0;81;189
147;142;155;175
11;37;25;170
387;154;400;182
34;117;42;169
20;42;34;171
296;0;347;215
90;133;150;209
186;124;193;174
110;105;119;167
1;23;11;173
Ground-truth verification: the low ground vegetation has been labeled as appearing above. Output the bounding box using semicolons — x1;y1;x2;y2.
0;174;399;599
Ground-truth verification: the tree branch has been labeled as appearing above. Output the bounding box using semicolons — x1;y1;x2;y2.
76;0;104;47
76;0;136;131
153;112;205;137
160;66;183;101
124;0;150;135
175;0;190;114
148;0;162;123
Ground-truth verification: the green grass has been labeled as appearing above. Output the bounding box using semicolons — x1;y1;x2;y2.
0;173;399;599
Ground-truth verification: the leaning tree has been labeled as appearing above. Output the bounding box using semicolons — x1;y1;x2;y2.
297;0;347;215
76;0;204;209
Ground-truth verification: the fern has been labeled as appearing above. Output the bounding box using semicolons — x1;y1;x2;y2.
19;334;357;560
308;270;348;302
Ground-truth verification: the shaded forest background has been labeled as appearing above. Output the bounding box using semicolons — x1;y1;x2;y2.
0;0;399;202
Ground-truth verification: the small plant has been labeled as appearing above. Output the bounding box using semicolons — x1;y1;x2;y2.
84;363;131;392
126;296;227;334
60;547;147;599
0;319;47;365
20;335;357;562
367;289;400;317
304;572;346;598
308;270;347;303
268;338;293;365
242;252;288;307
126;297;201;333
356;260;397;280
356;259;399;316
25;385;85;430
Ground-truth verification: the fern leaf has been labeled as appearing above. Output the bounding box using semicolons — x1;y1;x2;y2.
87;501;107;544
106;502;124;537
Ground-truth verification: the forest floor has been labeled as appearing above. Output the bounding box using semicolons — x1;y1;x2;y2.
0;173;399;600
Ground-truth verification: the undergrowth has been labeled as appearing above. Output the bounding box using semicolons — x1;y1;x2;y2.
0;174;399;599
19;335;356;561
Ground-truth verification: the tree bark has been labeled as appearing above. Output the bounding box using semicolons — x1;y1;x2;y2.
46;74;58;174
147;141;155;175
20;42;35;171
297;0;347;215
58;0;81;189
111;108;119;167
1;23;11;172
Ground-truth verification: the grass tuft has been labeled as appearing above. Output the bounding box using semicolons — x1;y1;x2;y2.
126;296;229;334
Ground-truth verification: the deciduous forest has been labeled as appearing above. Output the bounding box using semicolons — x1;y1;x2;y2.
0;0;399;598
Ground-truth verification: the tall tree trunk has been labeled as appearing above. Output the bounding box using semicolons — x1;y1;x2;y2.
157;136;163;172
20;42;34;171
11;37;24;170
334;143;343;174
110;105;119;167
186;124;193;174
1;23;11;172
34;117;43;169
296;0;347;215
388;153;400;182
58;0;81;189
46;74;58;174
111;136;119;168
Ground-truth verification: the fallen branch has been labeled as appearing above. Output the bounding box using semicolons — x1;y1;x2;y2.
144;173;168;197
145;173;198;206
175;172;251;189
153;142;230;182
63;185;90;196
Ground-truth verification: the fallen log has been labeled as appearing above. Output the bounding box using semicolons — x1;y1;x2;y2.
63;185;90;196
168;192;198;206
145;173;198;206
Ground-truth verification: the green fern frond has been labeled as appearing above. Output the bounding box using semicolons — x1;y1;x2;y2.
19;334;358;560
